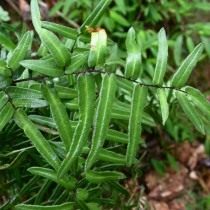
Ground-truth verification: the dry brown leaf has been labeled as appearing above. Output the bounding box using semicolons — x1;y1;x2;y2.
146;166;188;201
174;142;206;170
169;200;186;210
149;200;169;210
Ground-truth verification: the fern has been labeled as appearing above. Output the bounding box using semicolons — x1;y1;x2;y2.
0;0;210;209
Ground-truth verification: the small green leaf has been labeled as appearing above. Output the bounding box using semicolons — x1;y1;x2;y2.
99;149;126;164
58;74;95;177
201;36;210;57
55;85;77;99
0;32;15;50
40;29;71;67
0;6;10;22
6;87;42;99
88;29;107;67
125;27;142;80
86;170;125;183
153;28;168;85
42;85;73;151
12;98;47;108
66;52;88;74
80;0;112;31
15;202;74;210
151;159;166;175
176;91;205;134
31;0;42;32
76;188;89;201
174;35;183;66
185;86;210;121
28;167;76;189
7;31;33;70
126;27;137;53
29;115;57;129
20;59;63;77
0;91;8;110
106;129;128;144
126;85;148;166
157;89;169;125
171;43;203;87
109;11;130;27
42;21;89;42
186;36;195;53
0;60;10;77
0;102;14;131
14;109;61;170
85;74;116;170
0;75;11;89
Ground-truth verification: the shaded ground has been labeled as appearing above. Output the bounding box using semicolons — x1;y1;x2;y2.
124;141;210;210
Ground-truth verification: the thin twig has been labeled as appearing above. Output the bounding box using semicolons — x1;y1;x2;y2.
12;69;187;93
83;69;187;93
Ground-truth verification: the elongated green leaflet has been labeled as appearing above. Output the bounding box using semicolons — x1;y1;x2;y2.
174;35;183;66
0;32;15;50
12;98;47;108
28;167;76;189
58;74;95;177
29;114;128;144
39;29;71;67
186;36;195;52
117;77;134;92
20;59;63;77
15;202;74;210
88;29;107;67
99;149;126;164
157;89;169;125
126;85;148;166
170;43;203;87
0;91;8;110
201;36;210;57
14;109;60;170
65;52;89;74
0;60;11;77
7;31;33;70
80;0;112;31
153;28;168;85
42;21;89;42
185;86;210;121
113;101;156;126
125;27;141;80
41;21;77;39
106;129;128;144
42;86;73;150
82;147;126;164
109;11;130;27
29;115;57;129
31;0;42;32
125;26;138;54
0;102;14;131
175;91;205;134
125;53;141;80
85;74;116;170
6;87;42;99
86;170;125;183
111;108;155;126
55;85;77;99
